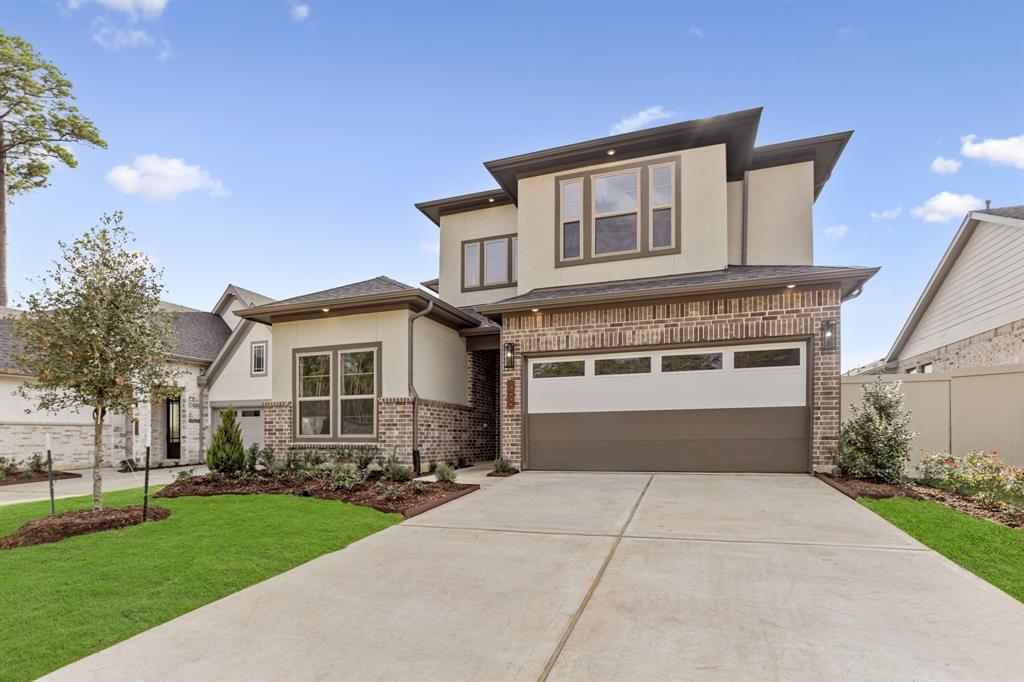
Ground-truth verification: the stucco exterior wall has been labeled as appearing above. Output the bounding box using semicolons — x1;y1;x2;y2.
745;161;814;266
0;375;95;424
208;322;273;405
413;317;468;405
515;144;728;293
438;204;518;308
726;180;744;265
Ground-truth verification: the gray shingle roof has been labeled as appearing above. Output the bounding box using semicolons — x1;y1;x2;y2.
977;205;1024;221
255;276;414;309
230;285;275;307
0;316;23;374
488;265;874;307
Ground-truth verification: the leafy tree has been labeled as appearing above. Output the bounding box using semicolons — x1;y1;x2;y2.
0;30;106;306
207;407;246;474
837;379;916;484
11;213;177;510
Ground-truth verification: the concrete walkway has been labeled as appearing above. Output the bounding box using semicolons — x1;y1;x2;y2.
0;465;207;506
41;472;1024;681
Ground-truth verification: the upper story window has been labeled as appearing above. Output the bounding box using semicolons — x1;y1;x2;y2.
555;155;681;268
250;341;268;376
463;233;517;291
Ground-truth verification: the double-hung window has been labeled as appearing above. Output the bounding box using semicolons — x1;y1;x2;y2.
593;169;640;255
650;164;674;249
339;349;376;435
296;352;331;436
462;234;517;291
250;341;267;376
560;179;582;260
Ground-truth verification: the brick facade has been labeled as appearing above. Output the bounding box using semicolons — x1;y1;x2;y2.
263;349;498;468
898;318;1024;373
499;287;842;471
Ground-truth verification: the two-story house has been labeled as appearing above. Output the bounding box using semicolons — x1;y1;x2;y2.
239;107;878;473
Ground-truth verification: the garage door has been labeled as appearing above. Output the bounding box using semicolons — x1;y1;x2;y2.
211;408;265;449
526;342;809;473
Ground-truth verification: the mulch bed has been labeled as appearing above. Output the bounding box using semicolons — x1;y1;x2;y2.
486;470;519;478
817;473;1023;528
156;471;478;518
0;505;171;550
0;470;82;487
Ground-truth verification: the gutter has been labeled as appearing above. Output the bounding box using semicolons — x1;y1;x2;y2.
408;301;434;475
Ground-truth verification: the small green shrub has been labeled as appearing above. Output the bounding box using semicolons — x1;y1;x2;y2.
19;470;33;479
352;447;378;472
384;485;404;500
378;449;413;483
303;450;325;467
28;454;46;474
175;468;196;481
283;450;304;472
433;461;457;483
330;464;366;491
837;379;915;484
492;457;517;474
410;480;426;494
0;456;16;478
456;455;470;469
206;407;246;474
117;458;139;473
244;443;261;472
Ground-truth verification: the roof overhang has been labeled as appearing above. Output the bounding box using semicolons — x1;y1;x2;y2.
237;289;482;330
749;131;853;200
415;189;512;227
477;267;879;321
420;278;440;293
483;107;764;202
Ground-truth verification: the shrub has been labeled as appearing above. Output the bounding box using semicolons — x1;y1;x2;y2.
117;458;139;473
303;450;325;467
378;449;413;483
493;457;517;474
0;456;16;478
331;464;366;491
283;450;304;472
410;480;426;494
28;454;46;474
433;461;457;483
175;468;196;482
206;407;246;474
456;455;470;469
244;443;261;472
919;450;1024;510
352;446;378;472
384;485;404;500
836;379;915;484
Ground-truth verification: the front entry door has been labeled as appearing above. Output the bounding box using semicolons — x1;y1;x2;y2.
166;397;181;460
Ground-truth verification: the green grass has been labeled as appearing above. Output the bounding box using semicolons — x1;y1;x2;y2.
861;496;1024;602
0;487;401;682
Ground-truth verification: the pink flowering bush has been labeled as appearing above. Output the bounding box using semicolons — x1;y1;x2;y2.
919;450;1024;509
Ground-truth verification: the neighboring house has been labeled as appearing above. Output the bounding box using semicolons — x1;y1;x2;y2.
0;285;271;469
854;205;1023;375
238;107;878;473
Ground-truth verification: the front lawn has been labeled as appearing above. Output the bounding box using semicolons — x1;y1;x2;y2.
861;496;1024;602
0;488;400;682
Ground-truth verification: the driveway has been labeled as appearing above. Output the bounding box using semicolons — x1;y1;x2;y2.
0;466;207;506
42;473;1024;681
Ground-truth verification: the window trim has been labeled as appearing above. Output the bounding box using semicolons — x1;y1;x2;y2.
294;349;333;440
554;155;681;267
250;340;268;377
461;233;518;292
559;178;583;262
338;347;379;438
463;242;481;288
648;162;676;251
292;342;382;442
591;168;641;257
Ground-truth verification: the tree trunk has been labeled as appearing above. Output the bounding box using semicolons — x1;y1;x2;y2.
93;408;104;511
0;122;8;308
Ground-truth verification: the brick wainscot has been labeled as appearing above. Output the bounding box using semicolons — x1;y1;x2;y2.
499;287;842;471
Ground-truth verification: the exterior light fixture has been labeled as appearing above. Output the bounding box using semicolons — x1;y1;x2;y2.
503;342;515;370
531;308;540;313
821;319;837;351
786;284;796;289
488;197;495;203
321;307;330;313
606;149;616;156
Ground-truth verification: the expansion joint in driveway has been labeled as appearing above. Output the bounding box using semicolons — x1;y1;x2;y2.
537;474;654;682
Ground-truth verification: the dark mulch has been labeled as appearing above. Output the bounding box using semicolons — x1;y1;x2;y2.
486;470;519;478
817;474;1023;528
0;505;171;550
156;471;478;518
0;470;82;487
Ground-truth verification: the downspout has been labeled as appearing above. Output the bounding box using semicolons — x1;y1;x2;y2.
408;301;434;475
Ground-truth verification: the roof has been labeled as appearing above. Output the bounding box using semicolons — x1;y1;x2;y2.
417;108;854;224
420;278;439;293
0;316;22;375
476;265;879;318
883;206;1024;365
237;276;482;329
211;283;275;318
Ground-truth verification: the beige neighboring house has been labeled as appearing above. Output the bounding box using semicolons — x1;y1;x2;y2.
0;285;271;470
238;107;878;474
860;205;1023;375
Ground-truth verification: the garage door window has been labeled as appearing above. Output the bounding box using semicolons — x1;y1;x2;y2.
594;356;651;375
532;360;585;379
241;409;261;418
734;347;800;369
661;353;722;372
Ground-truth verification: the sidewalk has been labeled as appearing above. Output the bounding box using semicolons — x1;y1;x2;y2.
0;465;208;506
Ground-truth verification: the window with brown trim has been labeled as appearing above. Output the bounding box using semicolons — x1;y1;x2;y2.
532;360;585;378
662;353;721;372
555;155;681;267
293;343;381;441
462;234;517;291
734;348;801;369
296;352;331;436
594;357;652;375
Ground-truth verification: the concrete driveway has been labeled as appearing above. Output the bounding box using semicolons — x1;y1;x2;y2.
42;472;1024;681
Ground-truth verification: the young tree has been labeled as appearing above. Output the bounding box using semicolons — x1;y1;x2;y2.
837;379;916;484
0;30;107;306
11;212;177;510
207;407;246;474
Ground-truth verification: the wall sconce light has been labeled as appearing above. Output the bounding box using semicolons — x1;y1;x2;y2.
503;342;516;370
821;319;837;351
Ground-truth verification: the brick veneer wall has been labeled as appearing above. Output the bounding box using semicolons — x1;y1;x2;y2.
499;287;842;471
262;349;498;467
898;318;1024;373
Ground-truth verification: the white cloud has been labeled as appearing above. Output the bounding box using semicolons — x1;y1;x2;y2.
92;23;154;50
290;3;311;21
419;240;440;256
96;0;168;19
960;133;1024;169
869;206;901;220
823;224;848;239
688;27;704;38
911;192;984;223
157;40;172;62
930;156;962;174
611;106;677;135
106;154;227;201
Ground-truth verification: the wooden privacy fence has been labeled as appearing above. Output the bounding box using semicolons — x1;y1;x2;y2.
841;365;1024;470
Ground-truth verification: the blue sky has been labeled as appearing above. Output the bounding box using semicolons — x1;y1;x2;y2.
3;0;1022;371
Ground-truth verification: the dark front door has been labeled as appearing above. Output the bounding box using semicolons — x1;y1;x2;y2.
166;397;181;459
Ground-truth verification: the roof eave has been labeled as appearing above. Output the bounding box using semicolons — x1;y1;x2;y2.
415;189;512;226
237;290;481;329
749;131;854;201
